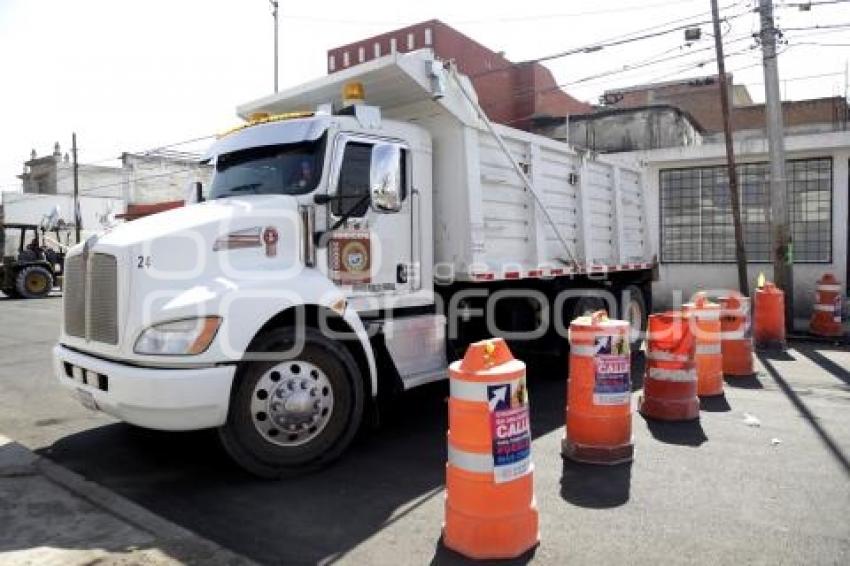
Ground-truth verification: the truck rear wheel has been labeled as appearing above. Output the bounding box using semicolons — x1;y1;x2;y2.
15;265;53;299
219;327;365;478
621;284;649;351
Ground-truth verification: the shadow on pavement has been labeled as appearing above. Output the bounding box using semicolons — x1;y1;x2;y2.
643;417;707;447
794;344;850;387
756;352;850;477
560;459;632;508
38;352;647;564
39;361;573;566
724;375;764;389
699;394;731;412
430;538;537;566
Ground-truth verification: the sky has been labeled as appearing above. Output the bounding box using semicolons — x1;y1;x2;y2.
0;0;848;193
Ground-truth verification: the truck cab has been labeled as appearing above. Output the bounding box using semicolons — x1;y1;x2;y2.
54;82;446;477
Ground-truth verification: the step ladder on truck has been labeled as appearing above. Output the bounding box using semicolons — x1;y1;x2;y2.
53;49;655;477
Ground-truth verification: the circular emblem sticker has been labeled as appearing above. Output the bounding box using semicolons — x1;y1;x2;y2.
341;241;368;273
262;227;279;257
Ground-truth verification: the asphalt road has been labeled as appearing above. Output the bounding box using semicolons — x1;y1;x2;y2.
0;295;848;565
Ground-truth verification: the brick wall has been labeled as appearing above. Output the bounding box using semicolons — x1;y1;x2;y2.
605;76;848;133
327;19;592;128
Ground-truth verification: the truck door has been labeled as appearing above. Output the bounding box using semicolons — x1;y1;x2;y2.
325;135;415;307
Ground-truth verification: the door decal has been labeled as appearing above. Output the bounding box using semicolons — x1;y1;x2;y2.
329;229;372;284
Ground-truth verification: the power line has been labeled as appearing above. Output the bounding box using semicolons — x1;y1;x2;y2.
560;34;758;89
533;9;753;66
780;22;850;31
467;1;752;78
781;0;850;7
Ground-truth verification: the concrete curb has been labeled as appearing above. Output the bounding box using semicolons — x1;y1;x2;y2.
0;433;257;565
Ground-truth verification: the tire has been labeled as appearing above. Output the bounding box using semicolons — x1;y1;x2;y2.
15;265;54;299
219;327;365;478
621;284;649;352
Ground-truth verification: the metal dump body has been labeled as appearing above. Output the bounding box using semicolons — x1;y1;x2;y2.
238;49;653;281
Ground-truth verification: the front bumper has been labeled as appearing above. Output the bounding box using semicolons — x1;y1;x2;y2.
54;344;236;431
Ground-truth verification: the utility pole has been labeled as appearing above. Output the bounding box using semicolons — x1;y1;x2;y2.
710;0;748;295
270;0;279;92
759;0;793;331
71;133;81;243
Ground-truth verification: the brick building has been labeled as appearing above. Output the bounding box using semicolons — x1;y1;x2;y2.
602;74;849;136
327;19;592;129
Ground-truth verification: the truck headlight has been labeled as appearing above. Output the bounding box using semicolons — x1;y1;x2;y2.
134;317;221;355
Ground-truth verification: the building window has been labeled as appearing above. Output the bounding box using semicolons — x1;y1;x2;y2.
374;42;381;58
328;55;336;72
343;51;350;67
660;157;832;263
358;46;365;63
390;37;397;53
407;32;415;50
424;28;432;46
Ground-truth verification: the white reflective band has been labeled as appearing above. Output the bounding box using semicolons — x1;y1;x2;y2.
690;310;721;321
570;345;598;357
447;444;493;473
450;377;522;403
814;304;836;312
648;367;696;382
696;344;722;356
817;284;841;292
647;350;690;362
720;331;746;340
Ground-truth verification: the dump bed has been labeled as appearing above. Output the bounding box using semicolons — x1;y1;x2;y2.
238;49;654;282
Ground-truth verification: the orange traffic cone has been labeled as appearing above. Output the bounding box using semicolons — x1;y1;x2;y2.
563;311;633;465
754;280;786;349
684;294;723;397
443;338;539;559
640;311;699;421
719;293;755;377
809;273;845;337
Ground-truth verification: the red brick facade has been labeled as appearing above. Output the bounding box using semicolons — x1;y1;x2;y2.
327;20;592;129
605;76;848;133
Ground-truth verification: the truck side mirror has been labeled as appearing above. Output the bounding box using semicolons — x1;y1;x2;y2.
313;193;333;205
370;144;402;213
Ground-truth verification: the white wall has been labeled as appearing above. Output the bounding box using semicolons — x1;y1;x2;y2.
122;154;212;204
2;192;125;237
615;131;850;317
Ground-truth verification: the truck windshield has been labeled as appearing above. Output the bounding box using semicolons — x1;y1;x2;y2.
209;136;325;199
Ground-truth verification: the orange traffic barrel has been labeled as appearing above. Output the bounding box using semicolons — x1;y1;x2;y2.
810;273;845;337
753;281;786;349
444;338;539;559
684;294;723;397
639;311;699;421
563;311;633;465
718;293;755;377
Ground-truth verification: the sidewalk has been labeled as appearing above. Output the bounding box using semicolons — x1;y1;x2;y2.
0;435;253;566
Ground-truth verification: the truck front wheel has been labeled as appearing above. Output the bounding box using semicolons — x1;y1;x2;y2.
219;327;365;478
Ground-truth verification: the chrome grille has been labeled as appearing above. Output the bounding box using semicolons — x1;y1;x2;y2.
62;251;119;345
89;253;118;344
64;255;85;338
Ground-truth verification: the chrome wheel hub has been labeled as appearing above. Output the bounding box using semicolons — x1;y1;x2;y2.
250;360;334;447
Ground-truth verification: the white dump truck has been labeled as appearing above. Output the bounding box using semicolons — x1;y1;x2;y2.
54;50;654;476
